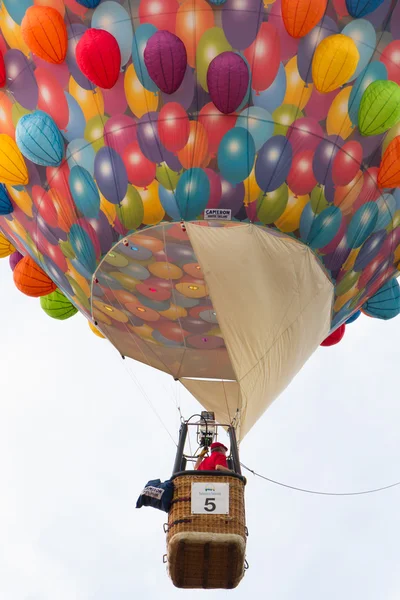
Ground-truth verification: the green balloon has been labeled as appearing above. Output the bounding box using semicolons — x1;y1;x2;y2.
60;240;76;260
156;163;182;190
273;105;304;136
196;27;232;92
115;185;144;231
84;115;109;153
256;183;288;224
40;289;78;320
12;103;31;128
359;80;400;137
310;186;329;214
336;271;360;296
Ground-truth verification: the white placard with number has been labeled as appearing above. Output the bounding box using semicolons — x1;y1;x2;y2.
191;482;229;515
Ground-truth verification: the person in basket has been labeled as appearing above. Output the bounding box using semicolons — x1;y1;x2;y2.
195;441;231;472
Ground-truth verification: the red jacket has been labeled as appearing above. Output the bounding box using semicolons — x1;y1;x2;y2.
197;452;228;471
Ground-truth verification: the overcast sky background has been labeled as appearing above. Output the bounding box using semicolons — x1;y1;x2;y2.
1;262;400;600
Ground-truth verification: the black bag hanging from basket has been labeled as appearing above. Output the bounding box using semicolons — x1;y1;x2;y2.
136;479;174;513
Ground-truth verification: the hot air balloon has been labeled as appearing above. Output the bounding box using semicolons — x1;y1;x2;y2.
0;0;400;590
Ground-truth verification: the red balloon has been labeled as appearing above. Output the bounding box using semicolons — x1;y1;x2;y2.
36;67;69;130
123;141;156;188
243;23;280;93
32;185;58;229
381;41;400;85
139;0;179;33
320;324;345;346
47;163;76;232
332;141;363;187
0;49;5;88
286;118;324;154
158;102;190;152
198;103;237;156
76;29;121;90
204;168;222;208
353;167;380;212
47;163;72;203
287;150;317;195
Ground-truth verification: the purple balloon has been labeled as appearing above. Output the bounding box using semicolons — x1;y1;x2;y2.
255;136;293;193
137;112;169;164
9;250;23;271
36;214;61;245
392;1;400;39
164;151;182;172
43;255;74;297
188;82;211;115
104;115;137;155
144;31;187;94
66;24;96;91
313;136;343;184
382;227;400;256
207;52;249;115
322;234;351;273
350;129;384;159
354;230;386;271
4;50;38;110
87;211;118;256
365;0;392;27
94;147;128;205
297;17;338;83
222;0;264;50
161;66;195;110
218;178;245;215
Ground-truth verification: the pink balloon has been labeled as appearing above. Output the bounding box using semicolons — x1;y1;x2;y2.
268;0;299;62
104;115;137;155
305;88;339;122
204;169;222;209
286;118;324;154
243;23;281;93
353;167;380;212
36;67;69;130
103;73;128;116
381;41;400;85
33;57;70;89
246;201;258;222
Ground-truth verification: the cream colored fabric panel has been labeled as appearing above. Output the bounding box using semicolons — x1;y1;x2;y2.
186;223;334;439
180;378;243;438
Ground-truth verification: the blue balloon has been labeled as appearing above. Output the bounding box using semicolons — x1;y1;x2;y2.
69;166;100;219
69;225;97;274
252;63;286;113
76;0;101;7
63;93;86;143
307;206;342;249
255;136;292;193
347;203;379;248
346;310;361;324
363;279;400;320
67;139;96;175
342;20;376;80
218;128;255;185
348;62;387;126
374;193;396;231
346;0;384;18
0;185;13;216
94;147;128;205
3;0;32;24
176;169;210;220
299;202;315;241
16;111;64;167
235;107;274;151
354;230;386;271
159;185;181;221
92;2;133;66
132;24;159;92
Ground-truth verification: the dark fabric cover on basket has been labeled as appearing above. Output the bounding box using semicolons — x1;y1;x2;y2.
136;478;174;513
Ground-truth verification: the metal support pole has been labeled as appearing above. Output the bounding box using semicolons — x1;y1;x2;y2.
172;423;188;476
228;426;242;475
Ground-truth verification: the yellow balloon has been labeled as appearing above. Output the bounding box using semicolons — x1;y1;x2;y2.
342;247;360;271
0;232;15;258
69;77;104;122
137;180;165;225
244;167;261;206
0;135;28;185
274;191;309;233
333;284;359;312
11;103;31;129
283;57;313;110
326;86;353;140
0;5;30;56
66;260;91;298
159;304;188;321
196;27;232;92
84;115;108;153
88;321;105;339
128;323;154;341
124;64;159;118
312;34;359;93
7;185;33;217
100;192;117;225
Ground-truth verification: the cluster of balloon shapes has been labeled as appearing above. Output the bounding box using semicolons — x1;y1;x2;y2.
0;0;400;349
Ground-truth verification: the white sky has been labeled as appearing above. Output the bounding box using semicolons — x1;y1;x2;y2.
1;264;400;600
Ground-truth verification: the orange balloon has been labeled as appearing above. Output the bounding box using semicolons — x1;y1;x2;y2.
177;121;209;169
378;136;400;189
14;256;56;297
21;6;67;65
282;0;327;38
0;93;15;138
176;0;215;67
334;171;363;216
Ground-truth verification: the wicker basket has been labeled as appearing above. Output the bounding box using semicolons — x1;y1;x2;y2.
166;472;247;589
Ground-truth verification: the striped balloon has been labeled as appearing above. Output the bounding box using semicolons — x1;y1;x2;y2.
16;111;64;167
13;256;56;297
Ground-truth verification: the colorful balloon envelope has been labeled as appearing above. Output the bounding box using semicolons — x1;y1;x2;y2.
0;0;400;449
